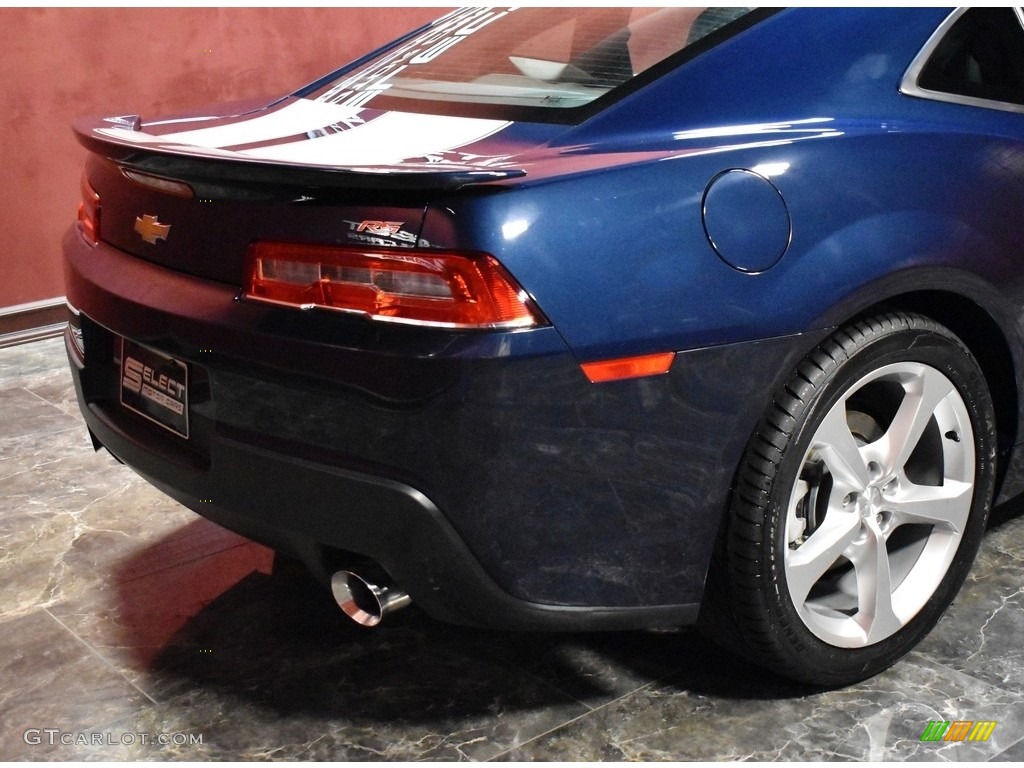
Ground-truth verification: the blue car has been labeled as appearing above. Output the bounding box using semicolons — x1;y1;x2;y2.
63;7;1024;686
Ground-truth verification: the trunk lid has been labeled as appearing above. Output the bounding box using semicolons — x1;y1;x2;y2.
76;98;549;286
75;97;537;188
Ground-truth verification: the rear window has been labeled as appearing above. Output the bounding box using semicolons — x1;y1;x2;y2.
307;7;757;121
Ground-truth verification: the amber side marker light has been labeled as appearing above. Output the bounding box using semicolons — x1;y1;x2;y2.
580;351;676;383
243;242;546;330
77;175;101;245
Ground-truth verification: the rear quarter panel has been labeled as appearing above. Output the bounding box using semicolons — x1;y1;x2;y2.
421;7;1024;379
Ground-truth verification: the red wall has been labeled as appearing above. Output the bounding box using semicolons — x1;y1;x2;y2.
0;7;446;310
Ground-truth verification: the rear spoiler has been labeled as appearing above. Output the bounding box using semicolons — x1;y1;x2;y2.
72;116;526;192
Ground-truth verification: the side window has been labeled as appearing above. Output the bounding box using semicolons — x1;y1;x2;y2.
917;8;1024;107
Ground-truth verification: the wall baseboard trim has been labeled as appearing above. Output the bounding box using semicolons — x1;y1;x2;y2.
0;297;67;349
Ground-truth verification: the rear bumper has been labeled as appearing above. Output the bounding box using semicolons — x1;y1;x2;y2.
64;227;812;630
70;338;697;630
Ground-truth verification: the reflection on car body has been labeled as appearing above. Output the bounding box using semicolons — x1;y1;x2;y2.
65;7;1024;686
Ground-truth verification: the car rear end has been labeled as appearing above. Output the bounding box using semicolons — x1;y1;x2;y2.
64;6;775;631
66;139;617;625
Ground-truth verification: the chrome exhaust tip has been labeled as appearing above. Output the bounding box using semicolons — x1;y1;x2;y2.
330;570;411;627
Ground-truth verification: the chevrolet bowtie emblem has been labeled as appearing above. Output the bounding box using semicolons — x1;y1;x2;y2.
134;214;171;244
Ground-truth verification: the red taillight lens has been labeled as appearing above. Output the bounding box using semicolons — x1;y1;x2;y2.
244;242;545;329
77;175;101;245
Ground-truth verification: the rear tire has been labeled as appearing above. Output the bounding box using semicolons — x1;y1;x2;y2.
702;312;996;686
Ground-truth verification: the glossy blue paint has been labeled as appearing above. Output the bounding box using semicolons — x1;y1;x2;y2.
63;7;1024;632
701;169;790;273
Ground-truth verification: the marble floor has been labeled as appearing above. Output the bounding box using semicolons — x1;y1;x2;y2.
2;336;1024;761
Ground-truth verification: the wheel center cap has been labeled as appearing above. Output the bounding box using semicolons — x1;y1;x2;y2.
860;486;883;516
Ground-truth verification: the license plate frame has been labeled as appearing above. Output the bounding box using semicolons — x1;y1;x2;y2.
119;338;190;439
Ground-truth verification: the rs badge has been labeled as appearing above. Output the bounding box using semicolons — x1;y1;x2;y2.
135;214;171;244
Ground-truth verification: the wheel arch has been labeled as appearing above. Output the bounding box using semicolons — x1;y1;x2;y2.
828;285;1021;501
702;310;1000;684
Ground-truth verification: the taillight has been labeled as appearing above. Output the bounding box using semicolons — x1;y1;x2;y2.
243;242;545;330
77;175;101;245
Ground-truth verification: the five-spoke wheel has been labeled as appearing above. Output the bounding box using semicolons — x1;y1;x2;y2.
704;313;996;686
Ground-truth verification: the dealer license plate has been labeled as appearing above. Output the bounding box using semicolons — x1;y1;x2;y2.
119;338;189;439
